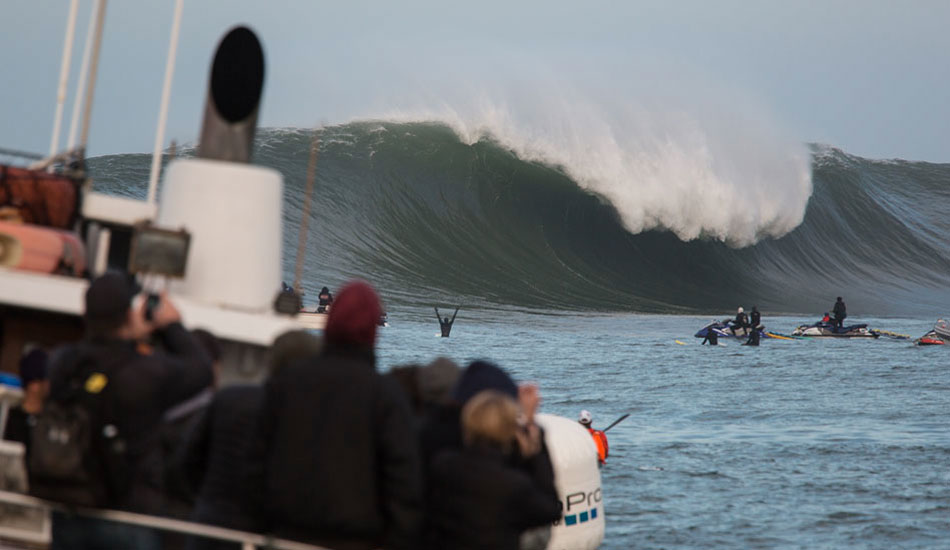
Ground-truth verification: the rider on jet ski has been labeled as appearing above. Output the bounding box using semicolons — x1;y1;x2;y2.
731;307;749;335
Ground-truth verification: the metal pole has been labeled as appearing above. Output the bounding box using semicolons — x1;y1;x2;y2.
78;0;108;153
293;131;319;295
147;0;184;205
49;0;80;161
67;0;101;152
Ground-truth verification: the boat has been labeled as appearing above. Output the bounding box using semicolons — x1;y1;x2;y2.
791;319;879;338
915;319;950;346
0;5;603;549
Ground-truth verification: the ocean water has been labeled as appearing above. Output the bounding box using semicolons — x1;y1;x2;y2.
377;310;950;549
84;125;950;548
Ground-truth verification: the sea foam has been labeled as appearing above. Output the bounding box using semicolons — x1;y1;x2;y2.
371;83;812;247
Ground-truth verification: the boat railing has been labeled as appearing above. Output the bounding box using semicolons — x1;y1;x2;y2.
0;488;331;550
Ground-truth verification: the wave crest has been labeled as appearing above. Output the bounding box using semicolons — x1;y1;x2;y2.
374;90;812;246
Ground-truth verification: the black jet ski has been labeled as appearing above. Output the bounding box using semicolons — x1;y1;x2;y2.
695;320;767;340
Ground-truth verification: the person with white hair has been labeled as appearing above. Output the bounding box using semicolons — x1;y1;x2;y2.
731;306;749;336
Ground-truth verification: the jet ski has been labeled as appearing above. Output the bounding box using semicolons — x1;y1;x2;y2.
915;319;950;346
791;319;879;338
695;320;767;340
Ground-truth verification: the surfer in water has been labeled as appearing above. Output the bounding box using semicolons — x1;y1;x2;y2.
435;306;460;337
832;297;847;330
701;329;719;346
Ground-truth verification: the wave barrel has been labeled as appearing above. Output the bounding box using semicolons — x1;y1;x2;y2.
197;26;265;163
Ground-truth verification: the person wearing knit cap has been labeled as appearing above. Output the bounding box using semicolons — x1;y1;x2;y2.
41;271;212;549
419;360;557;547
324;280;383;350
248;280;421;550
417;357;461;408
177;330;322;550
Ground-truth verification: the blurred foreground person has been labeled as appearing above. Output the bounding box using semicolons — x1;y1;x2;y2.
180;330;321;550
428;390;561;549
36;272;212;550
419;361;557;548
248;281;422;550
4;349;49;449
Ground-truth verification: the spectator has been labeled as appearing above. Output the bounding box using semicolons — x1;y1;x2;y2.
4;349;49;450
39;272;212;550
179;330;321;550
428;390;561;549
248;281;422;550
419;361;557;548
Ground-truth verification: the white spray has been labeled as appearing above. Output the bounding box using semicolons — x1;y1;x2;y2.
367;71;812;247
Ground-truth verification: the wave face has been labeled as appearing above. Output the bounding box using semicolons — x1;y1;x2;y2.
89;124;950;315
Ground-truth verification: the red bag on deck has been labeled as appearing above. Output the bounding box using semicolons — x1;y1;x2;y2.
0;165;81;229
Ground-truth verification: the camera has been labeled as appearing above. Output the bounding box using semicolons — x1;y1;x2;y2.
144;293;161;321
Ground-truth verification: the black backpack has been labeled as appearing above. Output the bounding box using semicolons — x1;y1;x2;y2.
28;347;132;508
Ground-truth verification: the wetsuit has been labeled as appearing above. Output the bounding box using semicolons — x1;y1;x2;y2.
701;330;719;346
435;307;460;338
750;309;761;328
317;289;333;314
732;312;749;335
832;299;847;330
743;329;760;346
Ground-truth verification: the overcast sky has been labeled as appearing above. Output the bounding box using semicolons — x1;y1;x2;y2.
2;0;948;161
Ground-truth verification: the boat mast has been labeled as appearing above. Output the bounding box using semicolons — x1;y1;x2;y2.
48;0;79;162
293;131;319;295
66;0;107;159
77;0;108;156
147;0;185;206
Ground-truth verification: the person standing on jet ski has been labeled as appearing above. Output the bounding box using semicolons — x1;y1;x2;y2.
832;297;847;330
732;307;749;336
743;305;762;345
750;305;761;329
317;286;333;313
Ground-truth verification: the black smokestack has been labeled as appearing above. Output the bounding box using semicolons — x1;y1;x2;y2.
197;26;265;163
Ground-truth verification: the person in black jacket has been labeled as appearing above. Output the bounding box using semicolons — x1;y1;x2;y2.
428;390;561;550
750;305;761;329
419;360;558;549
317;286;333;313
178;330;322;550
247;281;422;550
44;272;213;550
832;297;847;330
731;307;749;335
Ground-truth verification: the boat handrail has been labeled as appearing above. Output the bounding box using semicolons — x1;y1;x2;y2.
0;488;331;550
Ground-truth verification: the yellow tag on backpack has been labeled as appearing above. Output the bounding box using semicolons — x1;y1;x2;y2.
84;372;108;394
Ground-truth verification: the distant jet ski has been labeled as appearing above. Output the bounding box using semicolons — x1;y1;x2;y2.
915;319;950;346
791;319;879;338
695;321;766;339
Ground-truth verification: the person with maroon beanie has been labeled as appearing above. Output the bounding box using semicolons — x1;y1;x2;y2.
247;281;422;550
